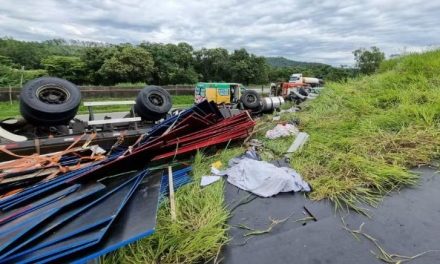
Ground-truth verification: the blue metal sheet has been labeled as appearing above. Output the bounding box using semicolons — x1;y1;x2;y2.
2;170;147;263
159;166;192;201
14;232;103;264
0;184;80;219
0;183;105;259
0;209;57;255
0;166;96;210
67;168;192;263
67;172;163;263
0;183;104;237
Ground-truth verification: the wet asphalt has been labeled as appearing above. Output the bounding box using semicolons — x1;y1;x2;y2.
223;166;440;264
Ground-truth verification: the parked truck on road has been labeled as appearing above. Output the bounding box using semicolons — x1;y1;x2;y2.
271;73;324;103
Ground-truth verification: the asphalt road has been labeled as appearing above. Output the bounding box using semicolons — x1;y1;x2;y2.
223;166;440;264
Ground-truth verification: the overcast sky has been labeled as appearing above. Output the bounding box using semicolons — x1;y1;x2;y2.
1;0;439;65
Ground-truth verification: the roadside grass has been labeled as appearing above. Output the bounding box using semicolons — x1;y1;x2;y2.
104;148;243;264
290;50;440;211
0;95;193;120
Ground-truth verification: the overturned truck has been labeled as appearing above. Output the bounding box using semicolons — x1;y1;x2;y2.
195;82;285;114
0;77;174;160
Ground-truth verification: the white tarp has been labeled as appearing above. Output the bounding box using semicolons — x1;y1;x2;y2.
265;124;299;139
223;158;311;197
200;176;221;187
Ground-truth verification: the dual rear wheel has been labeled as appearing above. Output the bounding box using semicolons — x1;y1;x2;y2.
19;77;172;126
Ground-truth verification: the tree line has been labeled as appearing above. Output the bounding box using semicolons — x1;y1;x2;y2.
0;37;357;87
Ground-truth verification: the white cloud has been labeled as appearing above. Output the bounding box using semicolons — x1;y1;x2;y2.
0;0;439;65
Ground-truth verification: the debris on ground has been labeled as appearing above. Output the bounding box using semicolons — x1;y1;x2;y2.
279;106;300;114
246;139;264;149
220;157;310;197
265;123;299;139
201;176;222;187
286;132;309;153
0;101;256;263
211;161;223;169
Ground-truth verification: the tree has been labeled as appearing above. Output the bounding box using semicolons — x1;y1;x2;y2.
194;48;230;82
140;42;197;84
229;49;255;85
0;38;45;69
99;46;154;84
41;56;86;83
353;46;385;75
81;46;116;84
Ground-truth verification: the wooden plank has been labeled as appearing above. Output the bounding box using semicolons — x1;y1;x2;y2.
168;166;176;221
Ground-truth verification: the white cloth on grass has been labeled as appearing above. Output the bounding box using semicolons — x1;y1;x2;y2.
201;176;221;187
224;158;310;197
265;124;299;139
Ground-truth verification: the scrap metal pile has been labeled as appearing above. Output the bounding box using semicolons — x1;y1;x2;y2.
0;101;255;263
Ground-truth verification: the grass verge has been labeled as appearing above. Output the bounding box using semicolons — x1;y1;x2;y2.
291;50;440;211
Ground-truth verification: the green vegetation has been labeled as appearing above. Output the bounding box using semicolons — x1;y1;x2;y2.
353;46;385;75
0;64;46;87
266;56;358;83
266;56;328;68
1;38;356;87
292;49;440;210
0;95;193;119
105;149;242;264
0;38;269;86
106;50;439;263
268;64;357;83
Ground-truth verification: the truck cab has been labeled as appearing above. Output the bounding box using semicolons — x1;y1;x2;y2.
289;73;303;83
194;82;245;105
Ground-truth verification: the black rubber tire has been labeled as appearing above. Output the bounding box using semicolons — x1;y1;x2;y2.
240;90;261;110
298;87;309;96
19;77;81;126
134;86;172;121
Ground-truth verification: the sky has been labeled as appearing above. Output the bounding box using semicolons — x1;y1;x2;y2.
0;0;439;65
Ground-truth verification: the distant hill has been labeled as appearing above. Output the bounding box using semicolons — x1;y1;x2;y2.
265;57;328;68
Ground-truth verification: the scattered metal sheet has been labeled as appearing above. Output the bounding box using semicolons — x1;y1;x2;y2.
286;132;309;154
0;183;106;259
2;171;145;263
66;172;163;263
0;101;255;263
0;184;80;216
0;183;106;260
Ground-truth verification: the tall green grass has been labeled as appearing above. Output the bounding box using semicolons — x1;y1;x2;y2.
292;50;440;210
105;149;243;263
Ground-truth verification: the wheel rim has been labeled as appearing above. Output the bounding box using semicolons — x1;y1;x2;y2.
148;93;164;106
246;94;256;103
36;85;70;105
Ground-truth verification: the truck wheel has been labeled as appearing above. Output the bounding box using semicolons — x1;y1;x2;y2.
134;86;172;121
20;77;81;126
240;90;261;110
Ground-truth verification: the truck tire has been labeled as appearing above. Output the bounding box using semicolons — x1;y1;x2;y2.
134;86;172;121
240;90;261;110
19;77;81;126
